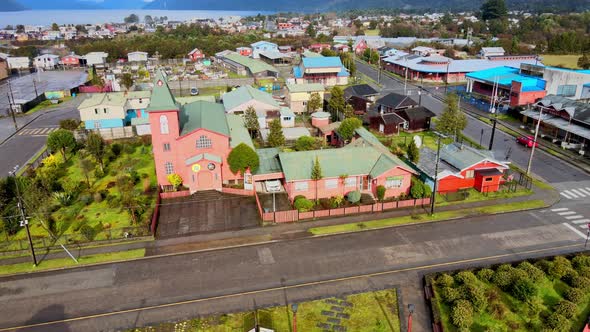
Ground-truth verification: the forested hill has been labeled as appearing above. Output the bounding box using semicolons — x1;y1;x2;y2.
143;0;588;12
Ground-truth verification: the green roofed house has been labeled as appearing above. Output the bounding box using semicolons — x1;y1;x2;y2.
147;69;254;193
223;85;288;129
78;90;151;130
219;52;279;78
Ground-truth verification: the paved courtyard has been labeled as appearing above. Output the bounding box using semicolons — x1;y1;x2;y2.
156;190;260;238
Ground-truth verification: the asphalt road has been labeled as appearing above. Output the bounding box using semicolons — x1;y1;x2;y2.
1;201;589;332
0;101;81;177
356;61;590;184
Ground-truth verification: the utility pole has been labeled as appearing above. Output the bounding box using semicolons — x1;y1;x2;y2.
430;133;444;215
377;56;381;84
292;303;298;332
488;77;499;150
10;166;37;266
7;93;18;131
526;105;544;175
32;76;38;97
444;61;450;94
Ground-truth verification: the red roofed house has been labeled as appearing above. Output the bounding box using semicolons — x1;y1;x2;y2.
62;53;84;67
188;48;205;62
309;43;331;52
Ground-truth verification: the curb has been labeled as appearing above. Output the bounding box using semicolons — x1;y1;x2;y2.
0;113;45;146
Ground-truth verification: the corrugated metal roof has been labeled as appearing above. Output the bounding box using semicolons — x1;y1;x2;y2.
302;56;344;68
226;114;254;148
383;55;541;74
180;101;228;137
222;85;279;112
223;53;278;74
286;83;325;93
147;70;178;112
466;66;546;90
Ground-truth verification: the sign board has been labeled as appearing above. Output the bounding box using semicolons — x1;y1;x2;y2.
413;135;422;149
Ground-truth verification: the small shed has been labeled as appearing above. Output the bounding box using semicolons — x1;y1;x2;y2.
280;107;295;128
311;111;331;128
474;168;503;193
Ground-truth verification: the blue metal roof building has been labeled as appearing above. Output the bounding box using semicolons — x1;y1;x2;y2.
466;66;546;91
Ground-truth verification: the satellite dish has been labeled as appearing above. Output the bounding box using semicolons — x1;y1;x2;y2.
413;135;422;148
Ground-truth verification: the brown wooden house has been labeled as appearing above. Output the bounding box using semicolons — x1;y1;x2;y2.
369;92;435;134
344;84;379;115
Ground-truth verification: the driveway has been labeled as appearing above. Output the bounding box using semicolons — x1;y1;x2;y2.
156;190;260;238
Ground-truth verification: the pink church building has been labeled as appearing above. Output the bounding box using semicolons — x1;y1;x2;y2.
147;71;253;192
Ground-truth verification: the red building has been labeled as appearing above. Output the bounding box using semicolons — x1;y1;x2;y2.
309;43;331;52
188;48;205;62
61;53;84;67
278;22;294;30
236;47;252;57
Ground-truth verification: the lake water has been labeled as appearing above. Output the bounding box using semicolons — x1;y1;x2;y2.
0;9;271;26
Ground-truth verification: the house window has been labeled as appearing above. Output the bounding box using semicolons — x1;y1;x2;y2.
164;162;174;175
163;143;171;151
94;108;98;114
385;176;403;189
196;135;212;149
485;177;493;182
556;85;577;97
295;181;308;191
103;108;107;114
159;115;169;134
324;179;338;189
345;177;356;187
465;170;474;179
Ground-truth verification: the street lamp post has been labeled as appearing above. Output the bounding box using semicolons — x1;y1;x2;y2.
291;303;298;332
526;105;544;176
407;304;415;332
9;165;37;266
430;132;446;215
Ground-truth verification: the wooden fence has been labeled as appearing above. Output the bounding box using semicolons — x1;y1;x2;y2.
255;195;431;223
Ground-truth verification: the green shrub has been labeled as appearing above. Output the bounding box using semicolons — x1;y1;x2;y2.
545;312;569;331
564;287;585;304
328;195;344;208
347;190;361;204
79;224;96;241
465;283;487;312
79;194;92;205
293;195;306;202
376;185;386;201
491;270;513;290
294;197;314;212
554;300;577;319
534;260;553;274
489;302;507;319
562;269;579;286
517;261;546;282
549;256;572;280
477;268;494;282
578;266;590;279
436;273;455;287
451;299;473;329
455;271;478;285
509;268;529;284
110;143;122;157
410;177;425;199
93;192;103;203
572;255;590;269
571;276;590;290
526;297;544;318
496;263;513;272
510;279;538;302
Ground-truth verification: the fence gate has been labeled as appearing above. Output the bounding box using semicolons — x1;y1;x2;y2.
517;172;533;190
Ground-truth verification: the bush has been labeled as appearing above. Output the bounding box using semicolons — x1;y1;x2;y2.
465;283;487;312
454;271;478;285
572;255;590;269
347;190;361;204
436;273;455;288
376;185;386;201
578;266;590;279
489;302;507;319
510;279;538;302
549;256;572;280
410;177;425;199
491;270;513;290
517;261;546;282
328;195;344;208
293;195;306;202
294;197;314;212
562;269;579;286
441;286;463;303
564;287;585;304
110;143;122;157
534;259;553;274
93;192;103;203
59;118;80;130
545;312;569;331
79;224;96;241
451;299;473;329
571;276;590;290
554;300;577;319
122;143;135;154
79;194;93;205
477;268;494;282
94;166;105;179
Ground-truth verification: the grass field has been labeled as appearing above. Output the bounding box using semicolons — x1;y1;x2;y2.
541;54;582;69
365;29;381;36
25;96;73;115
129;289;400;332
0;249;145;275
430;254;590;331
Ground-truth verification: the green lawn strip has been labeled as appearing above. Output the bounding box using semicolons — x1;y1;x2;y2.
372;130;453;151
436;188;533;207
129;289;400;332
0;249;145;276
25;97;73;115
507;164;555;191
308;200;546;236
195;86;227;97
16;146;48;176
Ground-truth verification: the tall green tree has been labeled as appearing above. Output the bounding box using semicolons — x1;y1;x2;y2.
124;14;140;24
117;175;142;224
307;93;323;113
407;140;420;163
47;129;76;160
435;93;467;137
328;86;346;118
85;133;106;172
341;52;356;77
227;143;260;175
336;117;362;142
306;24;316;38
120;73;134;91
481;0;507;21
244;106;260;138
578;54;590;69
267;119;285;147
79;157;94;187
51;23;59;31
311;156;323;202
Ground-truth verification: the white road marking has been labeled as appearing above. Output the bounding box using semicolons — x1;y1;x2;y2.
551;208;569;212
586;187;590;192
570;189;587;197
579;225;590;230
563;223;588;239
257;247;275;265
565;215;585;220
558;211;576;216
573;219;590;224
578;188;590;196
561;191;577;199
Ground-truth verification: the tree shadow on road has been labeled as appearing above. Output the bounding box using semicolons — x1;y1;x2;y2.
18;304;72;332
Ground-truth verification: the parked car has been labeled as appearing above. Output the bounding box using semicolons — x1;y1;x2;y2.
190;87;199;96
265;180;281;192
517;135;538;148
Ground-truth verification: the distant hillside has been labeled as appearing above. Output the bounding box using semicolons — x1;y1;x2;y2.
18;0;107;10
143;0;588;12
0;0;26;12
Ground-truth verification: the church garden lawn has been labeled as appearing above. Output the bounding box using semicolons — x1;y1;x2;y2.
428;254;590;331
128;288;400;332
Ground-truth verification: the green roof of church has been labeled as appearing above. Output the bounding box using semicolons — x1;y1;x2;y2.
179;101;229;136
147;70;179;112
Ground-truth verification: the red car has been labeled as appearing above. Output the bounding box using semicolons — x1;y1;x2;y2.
517;135;538;148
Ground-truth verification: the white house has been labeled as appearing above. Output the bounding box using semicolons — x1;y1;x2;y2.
250;41;279;59
479;47;505;58
6;57;30;70
34;54;60;70
128;51;148;63
84;52;109;67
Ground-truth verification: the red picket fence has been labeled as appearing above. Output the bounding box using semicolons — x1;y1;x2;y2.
259;197;432;223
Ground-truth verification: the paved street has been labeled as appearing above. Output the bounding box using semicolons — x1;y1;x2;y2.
1;203;589;332
0;99;81;176
356;61;590;184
